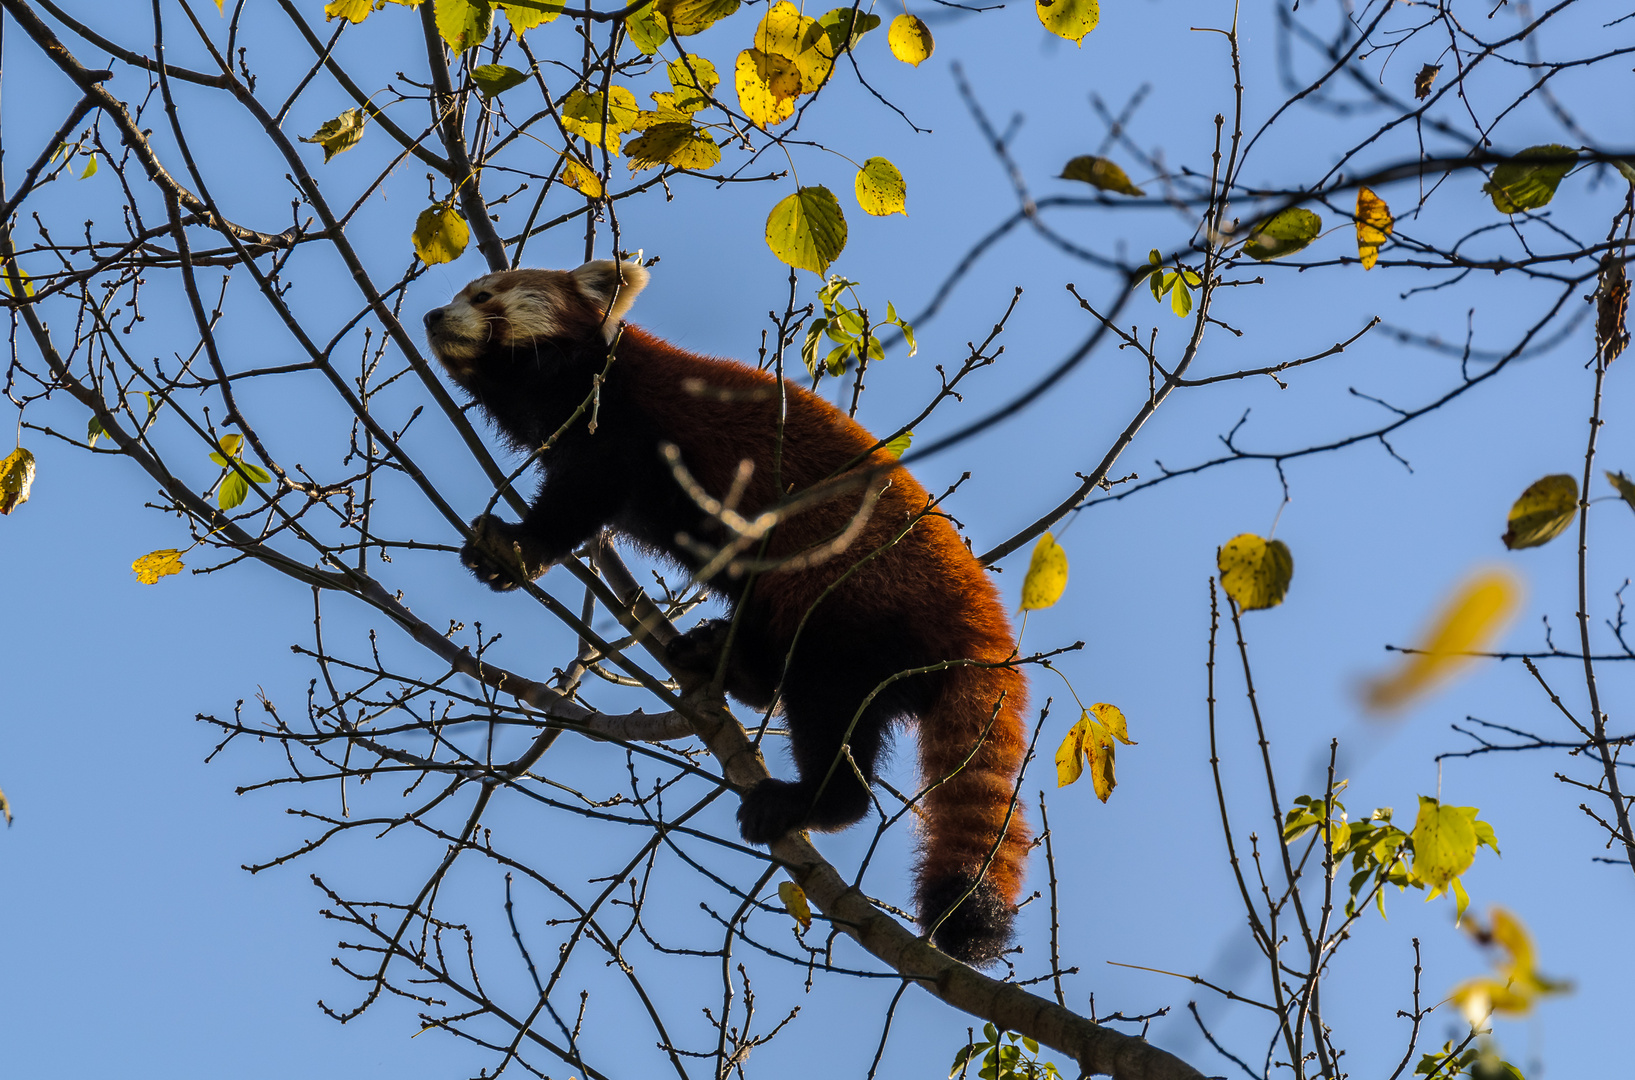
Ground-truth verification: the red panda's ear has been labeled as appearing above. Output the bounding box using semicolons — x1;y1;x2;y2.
569;259;649;342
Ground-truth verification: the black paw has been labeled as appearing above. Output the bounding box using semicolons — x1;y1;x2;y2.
737;778;811;844
460;515;546;592
666;619;733;686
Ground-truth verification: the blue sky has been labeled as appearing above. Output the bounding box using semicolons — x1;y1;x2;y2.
2;0;1631;1077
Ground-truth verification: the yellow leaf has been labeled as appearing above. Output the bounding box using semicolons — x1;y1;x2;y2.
560;87;640;150
79;154;98;179
497;0;560;33
1244;207;1322;261
1217;534;1294;611
887;13;933;66
0;783;10;826
1035;0;1098;45
735;49;800;124
1408;797;1477;894
1087;702;1135;745
764;186;847;274
1054;720;1086;787
0;447;37;515
1501;473;1577;549
558;155;604;197
1362;568;1522;712
1355;186;1393;270
1607;470;1635;514
1058;155;1143;196
667;55;720;110
1413;63;1440;99
656;0;739;35
0;260;33;298
325;0;382;22
625;2;669;52
436;0;494;52
854;157;907;217
132;548;186;584
777;880;812;931
1019;532;1068;610
754;1;834;93
1452;907;1572;1024
1086;726;1116;801
624;123;721;172
218;433;244;458
299;107;368;163
412;202;470;265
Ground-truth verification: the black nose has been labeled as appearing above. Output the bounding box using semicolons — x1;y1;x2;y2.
424;308;444;328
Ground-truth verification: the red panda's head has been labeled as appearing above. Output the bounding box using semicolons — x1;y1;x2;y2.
422;259;649;382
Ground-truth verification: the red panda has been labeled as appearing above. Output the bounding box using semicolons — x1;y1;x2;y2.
423;260;1030;965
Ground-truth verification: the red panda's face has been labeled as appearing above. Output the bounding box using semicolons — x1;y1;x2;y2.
423;261;650;382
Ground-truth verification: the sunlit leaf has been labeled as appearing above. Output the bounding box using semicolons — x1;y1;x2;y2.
818;7;879;52
559;155;604;197
1056;708;1126;800
624;1;669;53
1244;207;1322;261
1482;145;1575;215
471;63;529;99
1408;797;1478;894
219;470;248;510
1362;568;1522;712
1019;532;1068;610
498;0;560;33
1058;155;1143;196
883;431;912;459
79;154;98;179
667;55;720;110
1355;186;1393;270
299;107;368;162
1218;534;1294;611
325;0;382;22
777;880;812;931
624;123;720;171
436;0;495;52
1501;473;1577;550
412;201;471;265
132;548;185;584
765;186;847;274
1054;719;1086;787
1170;275;1192;317
655;0;738;35
1035;0;1098;45
1413;63;1440;99
560;86;640;150
0;447;37;515
887;13;933;66
1451;907;1572;1025
854;157;907;217
743;47;801;106
1088;702;1134;746
755;1;834;93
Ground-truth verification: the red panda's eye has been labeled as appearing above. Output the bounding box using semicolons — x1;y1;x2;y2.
472;291;492;304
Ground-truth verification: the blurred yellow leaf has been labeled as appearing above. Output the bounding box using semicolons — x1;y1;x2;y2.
887;13;933;66
1451;907;1571;1025
1035;0;1098;45
854;157;907;217
1217;534;1294;611
1019;532;1068;610
1413;63;1440;99
299;108;368;162
1501;473;1577;549
1606;470;1635;513
0;783;10;826
1059;155;1143;196
734;50;798;128
777;880;812;931
412;202;470;265
764;186;847;274
132;548;185;584
1363;568;1522;712
1355;187;1393;270
0;447;36;515
1483;145;1575;215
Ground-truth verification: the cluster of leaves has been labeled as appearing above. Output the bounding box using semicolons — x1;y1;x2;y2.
1283;787;1499;920
210;434;272;511
949;1025;1065;1080
1054;702;1133;801
1449;907;1572;1026
1137;249;1202;318
801;276;915;376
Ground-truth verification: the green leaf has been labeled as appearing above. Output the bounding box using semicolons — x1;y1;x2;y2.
325;0;382;23
655;0;738;35
1244;207;1322;261
1035;0;1098;44
887;13;933;66
436;0;494;52
624;1;669;53
1218;534;1294;610
87;415;108;447
471;63;529;99
765;186;847;275
412;201;471;265
497;0;560;33
1058;154;1142;195
854;157;907;217
218;469;248;510
1169;277;1192;317
300;107;369;162
79;154;98;179
623;123;721;171
1606;470;1635;513
1501;473;1577;550
818;7;879;52
1617;159;1635;186
1483;144;1575;214
242;462;272;484
883;431;912;459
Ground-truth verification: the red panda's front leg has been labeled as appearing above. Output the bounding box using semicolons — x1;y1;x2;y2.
461;464;630;591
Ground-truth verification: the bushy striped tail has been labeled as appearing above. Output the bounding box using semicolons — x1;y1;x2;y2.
913;662;1031;965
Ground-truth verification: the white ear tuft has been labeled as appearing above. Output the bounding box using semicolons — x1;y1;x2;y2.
570;259;650;341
